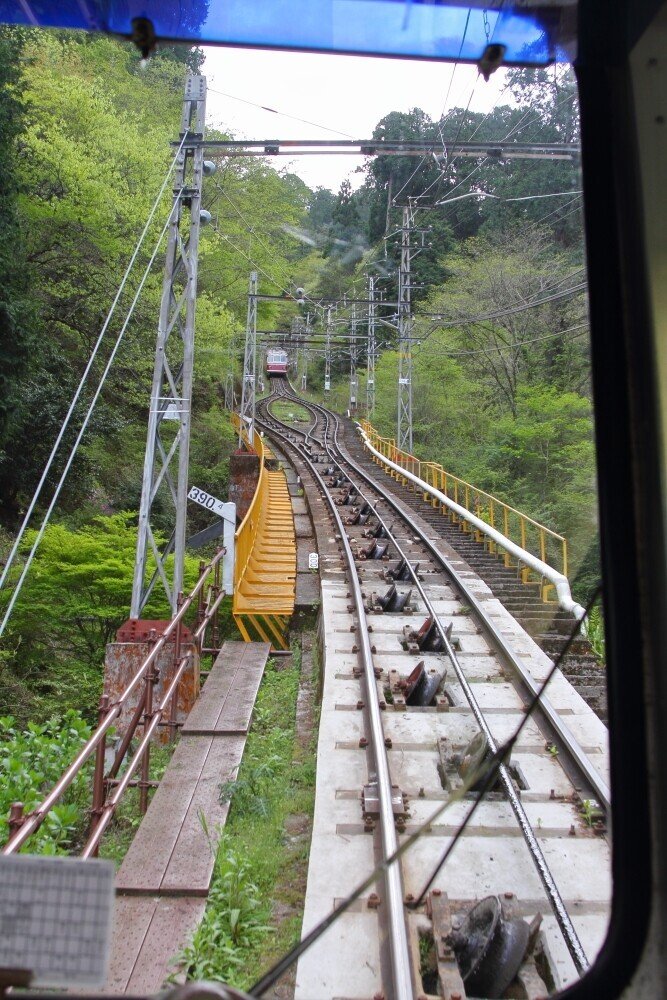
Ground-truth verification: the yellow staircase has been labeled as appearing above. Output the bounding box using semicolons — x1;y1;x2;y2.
231;415;296;648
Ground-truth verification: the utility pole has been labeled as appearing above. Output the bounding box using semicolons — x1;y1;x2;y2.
397;205;414;452
349;303;358;411
239;271;258;446
302;349;308;392
131;74;209;619
224;328;236;410
324;306;332;391
396;203;428;452
367;274;376;417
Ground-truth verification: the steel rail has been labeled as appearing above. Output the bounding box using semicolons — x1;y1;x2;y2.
257;392;414;1000
263;387;597;974
2;550;225;855
353;426;610;813
281;384;610;814
321;407;590;973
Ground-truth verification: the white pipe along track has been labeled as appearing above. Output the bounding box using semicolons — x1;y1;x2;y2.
358;426;587;621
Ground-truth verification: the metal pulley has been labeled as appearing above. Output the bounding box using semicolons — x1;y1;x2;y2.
450;895;530;998
376;584;412;613
399;659;446;705
458;731;491;791
358;540;389;560
413;616;445;652
387;557;416;581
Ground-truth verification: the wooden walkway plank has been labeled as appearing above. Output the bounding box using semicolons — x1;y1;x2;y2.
115;737;211;893
118;897;205;993
116;644;270;892
161;734;246;893
105;896;205;992
182;641;270;736
105;897;157;992
106;640;271;992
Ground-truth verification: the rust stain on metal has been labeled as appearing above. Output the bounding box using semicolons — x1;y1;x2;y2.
104;640;200;742
116;619;193;643
229;451;260;524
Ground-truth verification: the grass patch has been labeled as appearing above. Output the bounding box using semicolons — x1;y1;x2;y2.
270;400;311;424
179;644;317;990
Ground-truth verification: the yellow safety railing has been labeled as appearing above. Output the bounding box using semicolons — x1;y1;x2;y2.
230;414;296;648
231;413;268;596
360;419;568;603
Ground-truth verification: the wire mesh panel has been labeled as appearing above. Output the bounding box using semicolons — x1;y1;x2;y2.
0;855;115;987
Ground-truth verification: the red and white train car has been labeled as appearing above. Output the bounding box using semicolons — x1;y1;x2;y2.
266;349;288;377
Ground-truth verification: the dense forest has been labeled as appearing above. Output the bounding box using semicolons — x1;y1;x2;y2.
0;29;597;737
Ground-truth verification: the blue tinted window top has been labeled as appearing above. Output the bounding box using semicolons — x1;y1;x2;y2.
0;1;569;64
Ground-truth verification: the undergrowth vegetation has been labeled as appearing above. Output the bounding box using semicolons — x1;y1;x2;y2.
0;514;211;724
180;645;317;989
0;709;91;852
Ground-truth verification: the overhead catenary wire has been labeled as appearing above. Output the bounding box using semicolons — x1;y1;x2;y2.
207;86;355;139
411;66;577;216
205;176;326;316
436;188;582;205
414;280;587;335
414;320;589;357
0;192;181;640
0;133;189;597
535;194;583;227
213;183;322;313
391;9;475;207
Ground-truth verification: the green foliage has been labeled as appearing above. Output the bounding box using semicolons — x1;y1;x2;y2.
219;755;283;818
0;709;92;852
179;846;273;982
0;28;36;447
586;604;606;663
361;226;597;582
579;798;603;828
0;514;200;722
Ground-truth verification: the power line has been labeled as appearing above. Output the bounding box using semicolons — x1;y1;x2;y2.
435;188;582;206
0;133;189;598
213;226;305;303
535;193;583;227
415;280;587;338
392;11;474;207
0;192;179;638
207;86;355;139
207;177;325;315
414;321;589;357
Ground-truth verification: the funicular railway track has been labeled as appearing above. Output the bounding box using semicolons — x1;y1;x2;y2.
255;383;610;1000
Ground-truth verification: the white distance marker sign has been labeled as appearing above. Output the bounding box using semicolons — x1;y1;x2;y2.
188;486;235;522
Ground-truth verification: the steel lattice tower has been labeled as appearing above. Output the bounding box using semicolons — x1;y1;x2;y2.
349;303;358;410
239;271;258;445
397;205;414;452
131;74;207;618
367;275;376;417
324;306;332;391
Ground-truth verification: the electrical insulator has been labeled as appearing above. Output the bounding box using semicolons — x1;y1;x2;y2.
203;160;217;176
199;209;212;226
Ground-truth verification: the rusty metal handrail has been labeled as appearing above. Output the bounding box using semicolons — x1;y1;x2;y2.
3;549;226;856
